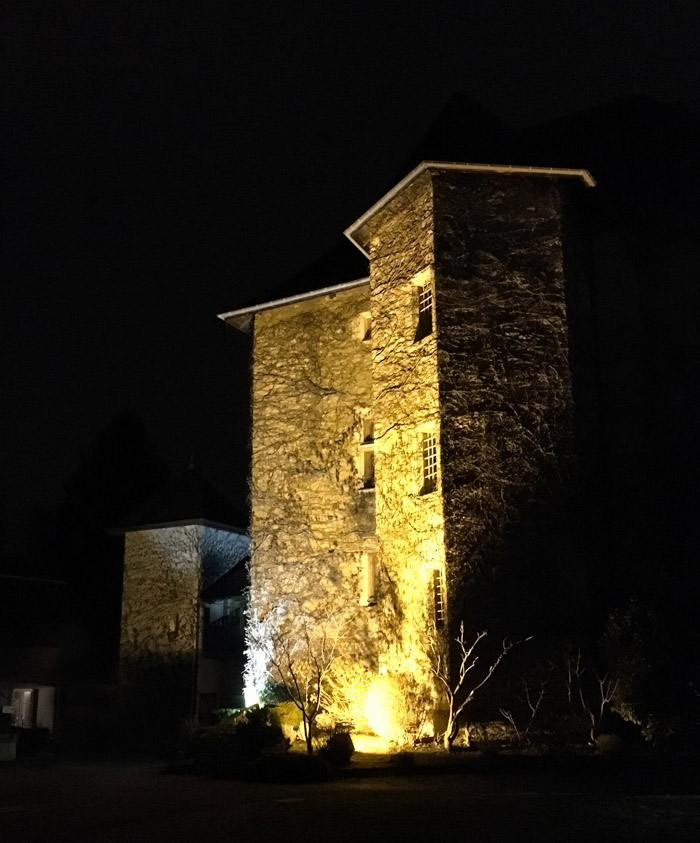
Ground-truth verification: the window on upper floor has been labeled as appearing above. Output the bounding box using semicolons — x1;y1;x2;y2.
362;450;375;489
360;550;378;606
414;282;434;342
432;568;445;627
421;432;438;494
360;417;375;489
359;311;372;341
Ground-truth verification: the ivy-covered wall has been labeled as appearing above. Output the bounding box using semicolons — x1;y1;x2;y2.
247;165;590;702
120;525;201;733
432;172;579;635
121;526;201;669
120;524;250;734
369;172;446;679
250;285;382;665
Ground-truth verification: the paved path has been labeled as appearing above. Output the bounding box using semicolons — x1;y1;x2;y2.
1;757;699;842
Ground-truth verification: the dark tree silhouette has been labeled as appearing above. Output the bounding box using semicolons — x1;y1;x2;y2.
57;412;172;681
63;411;171;528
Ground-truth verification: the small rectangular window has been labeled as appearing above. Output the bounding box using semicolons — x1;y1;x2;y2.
433;568;445;627
360;416;375;489
359;312;372;341
362;450;375;489
414;284;433;341
421;432;438;494
361;551;378;605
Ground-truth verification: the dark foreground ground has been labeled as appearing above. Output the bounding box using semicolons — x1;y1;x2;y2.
2;753;700;842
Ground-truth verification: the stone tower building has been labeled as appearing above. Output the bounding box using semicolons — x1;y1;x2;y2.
220;161;595;704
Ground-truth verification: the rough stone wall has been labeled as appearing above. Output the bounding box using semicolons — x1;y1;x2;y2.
369;172;446;676
120;525;202;728
120;525;203;664
247;168;585;704
120;525;249;703
250;285;379;666
432;172;577;634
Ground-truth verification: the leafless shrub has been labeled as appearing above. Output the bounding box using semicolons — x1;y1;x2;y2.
247;605;352;755
563;648;618;744
499;678;546;743
426;622;526;749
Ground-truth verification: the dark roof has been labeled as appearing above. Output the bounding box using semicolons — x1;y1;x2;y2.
200;558;248;601
115;469;248;532
224;93;700;316
237;236;369;312
393;92;514;182
235;95;507;312
516;95;700;216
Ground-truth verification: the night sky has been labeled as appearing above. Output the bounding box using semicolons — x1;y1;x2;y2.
3;1;700;517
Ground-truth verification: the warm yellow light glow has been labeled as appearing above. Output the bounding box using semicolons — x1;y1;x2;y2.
351;734;391;754
364;674;411;743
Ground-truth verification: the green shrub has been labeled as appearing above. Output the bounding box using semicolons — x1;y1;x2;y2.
259;682;290;705
211;708;241;724
270;701;303;730
196;706;288;775
319;732;355;766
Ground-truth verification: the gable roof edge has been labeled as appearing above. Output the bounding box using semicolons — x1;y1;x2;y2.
218;276;370;331
344;160;596;256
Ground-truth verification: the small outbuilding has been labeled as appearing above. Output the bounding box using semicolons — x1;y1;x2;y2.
115;470;249;739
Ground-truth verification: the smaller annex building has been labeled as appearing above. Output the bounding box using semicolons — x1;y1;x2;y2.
116;470;249;735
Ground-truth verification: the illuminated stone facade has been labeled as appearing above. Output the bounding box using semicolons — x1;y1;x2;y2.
368;173;445;677
120;525;249;667
120;525;202;673
119;513;249;733
224;162;594;699
249;286;383;664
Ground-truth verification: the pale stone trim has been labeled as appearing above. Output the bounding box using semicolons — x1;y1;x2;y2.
410;266;433;287
218;277;370;330
358;311;372;341
345;160;596;256
112;518;248;535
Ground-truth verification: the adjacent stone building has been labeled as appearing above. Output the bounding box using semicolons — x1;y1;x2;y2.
117;470;249;734
220;161;596;708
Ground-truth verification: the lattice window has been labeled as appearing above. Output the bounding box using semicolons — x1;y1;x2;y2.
415;283;434;341
433;568;445;627
421;432;438;494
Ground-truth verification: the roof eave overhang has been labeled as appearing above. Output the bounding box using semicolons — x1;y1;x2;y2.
217;276;370;332
109;518;249;535
344;160;596;257
218;161;595;331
